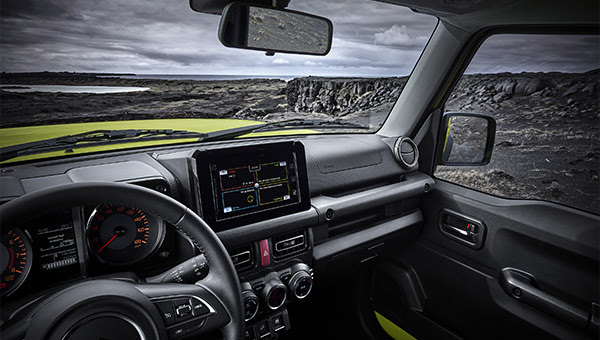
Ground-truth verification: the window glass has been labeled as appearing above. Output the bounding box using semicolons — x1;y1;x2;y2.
0;0;437;131
435;34;600;214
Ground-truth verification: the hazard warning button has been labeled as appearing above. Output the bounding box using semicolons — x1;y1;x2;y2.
259;239;270;267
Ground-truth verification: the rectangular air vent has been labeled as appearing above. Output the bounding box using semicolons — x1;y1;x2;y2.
272;230;308;259
229;244;255;271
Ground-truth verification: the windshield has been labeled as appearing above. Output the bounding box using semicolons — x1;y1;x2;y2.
0;0;436;160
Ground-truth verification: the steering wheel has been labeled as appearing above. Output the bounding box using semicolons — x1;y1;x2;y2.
0;182;244;340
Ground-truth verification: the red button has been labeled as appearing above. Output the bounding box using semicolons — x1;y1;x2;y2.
259;239;270;266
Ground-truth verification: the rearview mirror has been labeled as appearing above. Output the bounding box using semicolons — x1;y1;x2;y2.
219;2;333;55
438;112;496;166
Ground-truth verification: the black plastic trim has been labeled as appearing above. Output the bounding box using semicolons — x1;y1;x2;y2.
311;171;433;224
313;210;423;265
217;208;319;249
499;268;590;329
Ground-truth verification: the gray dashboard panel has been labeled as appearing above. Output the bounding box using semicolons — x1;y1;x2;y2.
0;135;428;230
302;134;408;195
0;176;25;201
311;137;382;174
21;174;72;193
66;161;163;183
0;154;178;199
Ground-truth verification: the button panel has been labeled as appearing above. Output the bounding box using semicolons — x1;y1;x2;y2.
245;309;290;339
256;320;271;338
152;295;215;339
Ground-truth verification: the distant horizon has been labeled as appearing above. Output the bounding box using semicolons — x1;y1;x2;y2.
2;68;598;78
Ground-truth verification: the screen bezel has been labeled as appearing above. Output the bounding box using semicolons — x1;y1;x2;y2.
194;141;311;231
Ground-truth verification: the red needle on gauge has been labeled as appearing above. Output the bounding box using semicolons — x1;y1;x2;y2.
97;234;118;254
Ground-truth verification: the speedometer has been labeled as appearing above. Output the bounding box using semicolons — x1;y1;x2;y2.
1;228;33;297
87;205;165;266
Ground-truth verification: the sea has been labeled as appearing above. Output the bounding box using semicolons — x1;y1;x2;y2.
0;73;388;94
0;74;303;94
1;84;150;94
107;74;303;82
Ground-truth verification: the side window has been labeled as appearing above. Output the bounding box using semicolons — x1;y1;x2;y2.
435;34;599;214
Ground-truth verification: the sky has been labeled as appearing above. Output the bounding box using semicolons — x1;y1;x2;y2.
0;0;598;77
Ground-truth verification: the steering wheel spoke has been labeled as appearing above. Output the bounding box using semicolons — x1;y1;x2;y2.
135;282;231;338
0;182;244;340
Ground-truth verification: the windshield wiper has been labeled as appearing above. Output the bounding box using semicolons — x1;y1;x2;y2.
199;119;370;142
0;129;206;162
0;120;369;162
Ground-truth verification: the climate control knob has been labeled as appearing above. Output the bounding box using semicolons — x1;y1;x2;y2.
241;282;259;321
261;272;287;310
288;263;313;299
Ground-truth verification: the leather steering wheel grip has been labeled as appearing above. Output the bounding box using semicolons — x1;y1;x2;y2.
0;182;244;340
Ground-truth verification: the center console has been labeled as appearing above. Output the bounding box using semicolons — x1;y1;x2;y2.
194;141;314;339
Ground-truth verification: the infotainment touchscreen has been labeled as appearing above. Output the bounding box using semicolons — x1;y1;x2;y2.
195;141;310;230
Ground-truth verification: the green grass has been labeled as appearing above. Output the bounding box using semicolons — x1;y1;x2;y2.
0;118;315;164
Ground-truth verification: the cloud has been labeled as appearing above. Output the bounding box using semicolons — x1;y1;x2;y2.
272;58;290;64
0;0;597;77
374;25;424;46
0;0;440;76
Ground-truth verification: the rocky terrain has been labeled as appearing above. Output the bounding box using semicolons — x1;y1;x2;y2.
438;70;599;214
1;70;598;213
0;73;288;127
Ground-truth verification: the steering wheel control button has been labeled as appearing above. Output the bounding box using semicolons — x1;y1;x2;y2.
176;304;192;318
155;300;177;326
167;324;187;338
173;298;194;322
191;297;211;317
259;239;270;266
256;320;271;338
152;294;216;334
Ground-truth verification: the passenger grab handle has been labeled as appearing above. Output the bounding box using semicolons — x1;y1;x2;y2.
499;268;593;330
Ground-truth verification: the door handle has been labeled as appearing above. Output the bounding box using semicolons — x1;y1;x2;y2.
438;209;486;249
500;268;590;329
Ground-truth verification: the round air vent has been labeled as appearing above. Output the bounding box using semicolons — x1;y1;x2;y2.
393;137;419;170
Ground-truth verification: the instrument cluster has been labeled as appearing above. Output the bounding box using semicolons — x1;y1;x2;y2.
0;204;179;299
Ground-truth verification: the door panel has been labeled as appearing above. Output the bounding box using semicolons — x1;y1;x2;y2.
370;179;599;339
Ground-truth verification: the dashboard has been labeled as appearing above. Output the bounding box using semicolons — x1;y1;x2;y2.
1;202;195;300
0;135;434;339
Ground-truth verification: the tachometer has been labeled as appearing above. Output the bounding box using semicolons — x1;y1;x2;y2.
87;205;165;266
1;228;33;297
